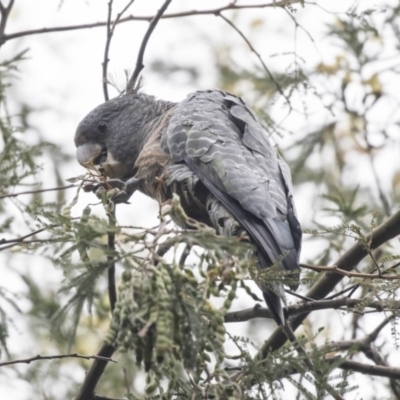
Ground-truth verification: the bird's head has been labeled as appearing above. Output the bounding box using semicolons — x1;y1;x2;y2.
74;93;154;179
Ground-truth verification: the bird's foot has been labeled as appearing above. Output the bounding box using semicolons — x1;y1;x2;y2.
83;177;141;204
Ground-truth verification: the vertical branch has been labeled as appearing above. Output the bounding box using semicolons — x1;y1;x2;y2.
102;0;114;101
102;0;135;311
107;206;117;312
102;0;135;101
0;0;14;47
126;0;173;93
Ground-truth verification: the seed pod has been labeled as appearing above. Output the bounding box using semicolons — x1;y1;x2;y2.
201;352;211;363
121;269;132;282
144;372;158;394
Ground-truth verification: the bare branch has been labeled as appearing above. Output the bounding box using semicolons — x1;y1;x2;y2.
256;208;400;359
224;298;400;323
0;0;14;46
0;352;115;367
0;184;78;199
1;227;49;246
0;217;80;251
126;0;172;92
102;0;114;101
365;315;396;343
0;1;304;43
244;342;400;385
102;0;135;101
331;357;400;380
300;263;400;280
218;13;290;105
277;355;400;381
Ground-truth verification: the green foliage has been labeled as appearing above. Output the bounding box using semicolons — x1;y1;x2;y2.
103;194;254;395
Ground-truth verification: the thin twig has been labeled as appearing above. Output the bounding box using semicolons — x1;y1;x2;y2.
0;0;14;46
0;238;65;251
0;218;80;251
300;263;400;280
238;338;400;386
0;352;115;367
1;1;305;43
0;184;78;199
1;226;49;245
103;0;114;101
126;0;172;92
102;0;135;101
218;13;291;106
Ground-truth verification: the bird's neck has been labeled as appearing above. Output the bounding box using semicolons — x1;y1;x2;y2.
136;94;176;149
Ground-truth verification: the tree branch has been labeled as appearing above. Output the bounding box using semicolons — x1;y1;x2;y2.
0;1;304;43
331;357;400;380
255;208;400;360
107;207;117;313
0;352;115;367
218;13;290;104
239;344;400;387
275;355;400;381
102;0;114;102
126;0;172;92
300;263;400;280
0;0;14;46
75;344;116;400
224;298;400;323
0;184;78;199
102;0;135;101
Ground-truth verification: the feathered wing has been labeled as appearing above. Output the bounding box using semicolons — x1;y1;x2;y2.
162;90;302;325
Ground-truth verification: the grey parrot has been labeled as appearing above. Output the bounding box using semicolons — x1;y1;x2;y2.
74;89;302;325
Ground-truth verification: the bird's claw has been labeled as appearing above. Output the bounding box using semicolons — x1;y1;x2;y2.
83;177;141;204
111;190;131;204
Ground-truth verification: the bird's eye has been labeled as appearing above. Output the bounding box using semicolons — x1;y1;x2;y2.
98;122;107;132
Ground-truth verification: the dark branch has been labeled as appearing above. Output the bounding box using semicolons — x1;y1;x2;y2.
300;263;400;280
1;227;48;246
102;0;114;102
257;208;400;358
0;218;80;251
0;184;78;199
0;0;14;46
126;0;172;92
102;0;135;101
107;207;117;313
246;340;400;384
1;1;305;44
0;352;115;367
75;344;116;400
224;298;400;323
275;355;400;381
331;357;400;380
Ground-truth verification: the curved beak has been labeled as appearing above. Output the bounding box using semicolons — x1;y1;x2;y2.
76;143;102;167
